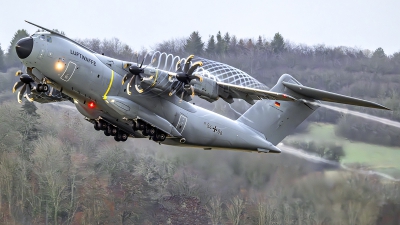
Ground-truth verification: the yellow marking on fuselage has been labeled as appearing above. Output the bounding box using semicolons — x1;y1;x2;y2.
103;70;114;100
151;69;159;87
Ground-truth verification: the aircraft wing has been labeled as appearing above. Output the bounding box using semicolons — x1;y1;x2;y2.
216;82;296;104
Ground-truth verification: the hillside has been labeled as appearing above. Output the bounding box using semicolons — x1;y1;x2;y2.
0;30;399;224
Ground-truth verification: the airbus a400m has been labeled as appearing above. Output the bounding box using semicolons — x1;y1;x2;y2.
13;21;389;153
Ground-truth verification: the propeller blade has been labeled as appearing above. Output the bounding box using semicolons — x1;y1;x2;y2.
127;76;135;95
26;84;31;96
12;81;24;93
169;82;183;96
139;57;145;68
25;93;34;102
17;91;22;103
176;60;182;72
17;84;27;103
187;61;203;75
122;73;133;85
20;84;27;96
134;75;144;93
15;70;22;76
189;74;204;83
183;55;194;73
190;85;195;97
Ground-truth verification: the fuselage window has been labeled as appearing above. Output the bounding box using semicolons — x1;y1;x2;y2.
40;35;45;41
47;36;52;43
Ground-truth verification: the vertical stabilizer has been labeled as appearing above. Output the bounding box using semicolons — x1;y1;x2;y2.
237;74;319;145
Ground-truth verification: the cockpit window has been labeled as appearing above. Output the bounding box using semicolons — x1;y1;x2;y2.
47;36;52;43
40;35;45;41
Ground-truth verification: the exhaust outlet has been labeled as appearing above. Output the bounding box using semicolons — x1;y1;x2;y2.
179;138;186;143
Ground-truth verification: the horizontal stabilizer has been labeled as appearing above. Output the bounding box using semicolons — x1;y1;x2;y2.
282;81;390;110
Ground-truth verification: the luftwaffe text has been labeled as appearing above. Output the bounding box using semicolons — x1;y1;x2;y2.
70;50;96;66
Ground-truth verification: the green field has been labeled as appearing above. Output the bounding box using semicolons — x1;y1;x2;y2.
286;123;400;178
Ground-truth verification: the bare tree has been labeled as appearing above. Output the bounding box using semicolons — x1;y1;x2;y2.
206;196;223;225
32;136;71;225
226;196;245;225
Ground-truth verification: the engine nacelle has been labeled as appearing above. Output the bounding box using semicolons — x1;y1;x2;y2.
192;77;219;103
139;68;219;103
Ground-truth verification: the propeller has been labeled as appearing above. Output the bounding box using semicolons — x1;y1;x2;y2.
13;71;35;103
122;54;155;95
168;55;204;101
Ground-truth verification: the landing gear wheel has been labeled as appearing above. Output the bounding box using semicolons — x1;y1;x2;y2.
42;84;49;92
146;125;156;136
94;121;101;131
120;133;128;142
104;129;111;136
155;131;166;142
137;120;146;130
37;84;43;92
108;126;118;136
152;135;159;142
99;120;107;130
114;135;120;142
158;133;166;142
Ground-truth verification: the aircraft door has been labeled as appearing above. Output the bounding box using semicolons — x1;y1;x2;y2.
60;61;77;81
175;113;188;134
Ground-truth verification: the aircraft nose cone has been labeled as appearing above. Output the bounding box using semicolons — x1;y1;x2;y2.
15;37;33;59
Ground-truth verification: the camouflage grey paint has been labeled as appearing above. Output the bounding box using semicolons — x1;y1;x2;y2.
18;22;389;153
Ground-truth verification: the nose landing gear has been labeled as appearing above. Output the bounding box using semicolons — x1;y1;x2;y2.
36;83;49;92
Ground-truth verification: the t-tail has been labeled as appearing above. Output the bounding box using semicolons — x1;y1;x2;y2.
237;74;389;146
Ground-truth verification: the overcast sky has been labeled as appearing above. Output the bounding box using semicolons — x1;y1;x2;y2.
1;0;399;55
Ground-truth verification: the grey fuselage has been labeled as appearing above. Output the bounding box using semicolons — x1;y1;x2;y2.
20;32;278;152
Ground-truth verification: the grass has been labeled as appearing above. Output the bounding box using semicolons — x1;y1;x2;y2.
286;122;400;178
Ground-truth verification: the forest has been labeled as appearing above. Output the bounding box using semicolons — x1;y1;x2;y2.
0;29;399;224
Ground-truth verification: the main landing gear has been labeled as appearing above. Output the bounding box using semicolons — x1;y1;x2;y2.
133;119;167;142
94;119;128;142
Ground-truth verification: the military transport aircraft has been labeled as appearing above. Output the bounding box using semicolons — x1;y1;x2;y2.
13;20;389;153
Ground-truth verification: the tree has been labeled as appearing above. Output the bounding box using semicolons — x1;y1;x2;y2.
206;196;223;225
17;101;40;159
372;47;386;59
226;196;245;225
270;32;285;53
224;32;231;53
0;43;5;72
229;35;238;55
256;36;264;50
6;29;29;68
33;136;71;225
206;35;216;54
184;31;204;56
216;31;226;55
